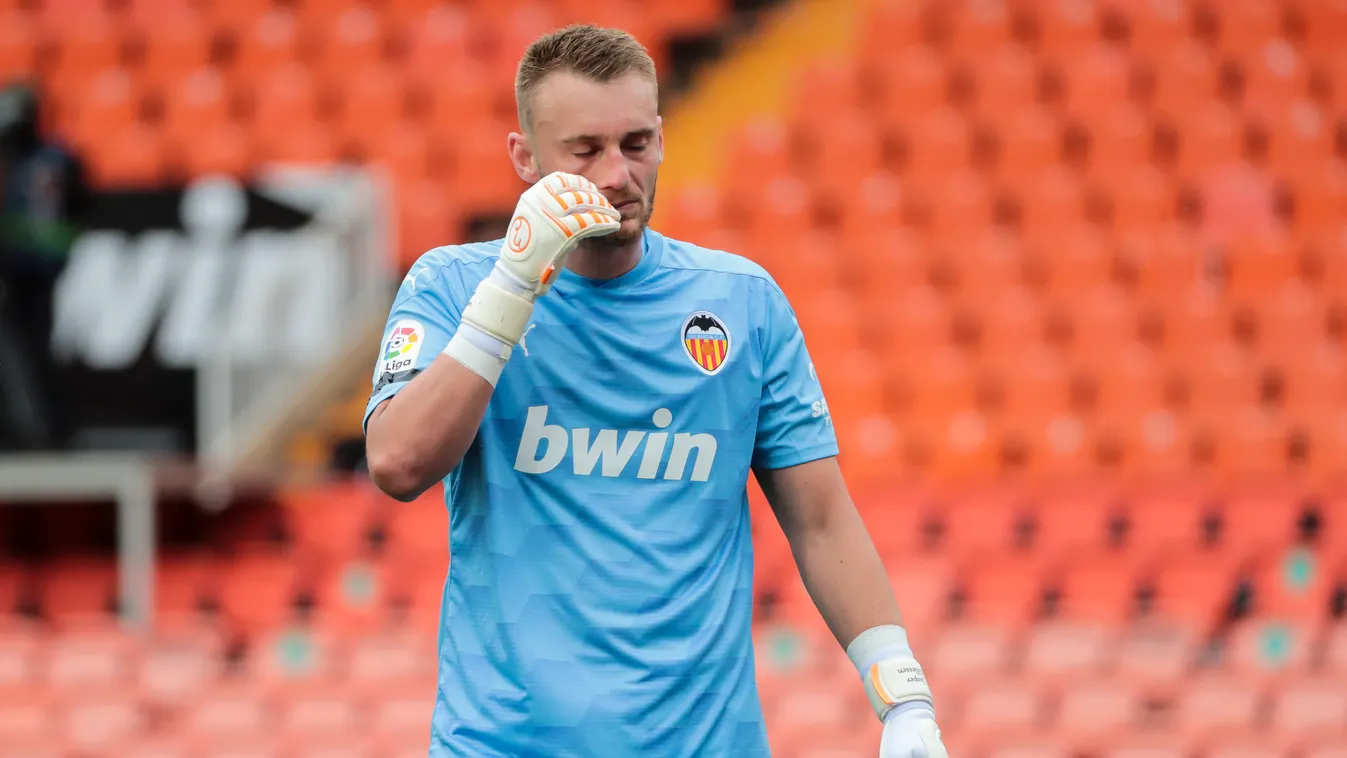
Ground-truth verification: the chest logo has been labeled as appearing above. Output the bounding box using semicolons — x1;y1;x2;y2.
682;310;731;375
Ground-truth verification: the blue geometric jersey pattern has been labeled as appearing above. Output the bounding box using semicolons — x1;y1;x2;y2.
365;229;838;758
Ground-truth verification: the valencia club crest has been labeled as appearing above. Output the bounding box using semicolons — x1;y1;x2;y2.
682;311;731;375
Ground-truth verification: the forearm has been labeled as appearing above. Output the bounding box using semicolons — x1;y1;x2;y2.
365;354;494;500
786;500;905;649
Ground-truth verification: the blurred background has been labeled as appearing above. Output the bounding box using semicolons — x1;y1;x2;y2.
1;0;1345;756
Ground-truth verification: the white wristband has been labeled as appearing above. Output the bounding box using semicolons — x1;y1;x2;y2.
443;326;509;387
847;625;934;722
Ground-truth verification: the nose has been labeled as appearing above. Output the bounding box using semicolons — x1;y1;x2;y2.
590;147;632;195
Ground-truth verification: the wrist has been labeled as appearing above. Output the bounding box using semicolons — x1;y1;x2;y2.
443;324;510;387
847;625;934;722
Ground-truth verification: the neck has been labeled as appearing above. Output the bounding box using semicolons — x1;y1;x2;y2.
565;234;643;281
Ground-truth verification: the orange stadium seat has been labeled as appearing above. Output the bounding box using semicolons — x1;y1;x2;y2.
37;558;117;621
965;44;1042;123
926;622;1012;692
1056;45;1133;121
1222;617;1319;680
1053;554;1140;624
925;170;997;243
44;624;137;695
1145;551;1240;633
872;46;950;127
1289;161;1347;237
1209;0;1282;58
1145;41;1221;123
1030;0;1103;60
1021;620;1114;686
0;688;57;752
945;0;1012;57
1175;673;1263;741
1261;100;1335;181
1118;0;1193;54
1172;102;1246;186
1270;674;1347;741
401;4;475;88
201;0;274;34
136;13;216;92
1013;165;1089;240
230;9;302;82
312;5;388;74
1033;484;1117;559
160;66;233;142
958;557;1045;627
991;106;1063;183
955;675;1045;744
213;548;310;632
1113;620;1200;685
331;63;409;151
246;62;321;140
0;12;36;82
860;2;926;65
63;692;148;756
901;107;975;183
1238;41;1312;123
173;120;253;178
1053;678;1144;750
1082;104;1156;187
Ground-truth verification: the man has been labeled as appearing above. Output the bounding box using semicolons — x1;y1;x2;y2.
364;25;946;758
0;81;86;449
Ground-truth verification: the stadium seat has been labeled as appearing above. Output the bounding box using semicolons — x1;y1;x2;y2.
955;676;1045;743
1221;618;1318;679
1146;41;1222;125
1052;554;1140;624
1113;620;1200;685
1144;551;1241;633
0;12;36;82
230;8;302;82
1237;40;1312;123
1271;675;1347;740
1030;0;1103;59
1175;674;1264;740
1020;621;1114;685
965;44;1043;123
957;557;1045;627
44;624;136;694
63;693;148;756
1053;678;1145;750
1207;0;1283;58
136;13;216;91
1056;45;1133;120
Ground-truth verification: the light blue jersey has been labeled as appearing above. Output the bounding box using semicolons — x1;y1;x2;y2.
365;229;838;758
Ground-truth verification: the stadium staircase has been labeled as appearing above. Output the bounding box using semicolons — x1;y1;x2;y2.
2;1;1347;757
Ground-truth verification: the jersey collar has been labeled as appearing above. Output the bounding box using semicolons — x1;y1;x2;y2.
554;227;665;292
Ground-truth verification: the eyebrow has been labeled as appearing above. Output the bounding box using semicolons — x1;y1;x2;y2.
561;128;656;145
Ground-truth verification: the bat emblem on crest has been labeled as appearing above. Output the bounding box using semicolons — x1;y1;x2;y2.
681;311;731;375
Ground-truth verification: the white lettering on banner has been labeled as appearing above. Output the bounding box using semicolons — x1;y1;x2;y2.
52;231;179;370
514;405;718;482
50;203;344;370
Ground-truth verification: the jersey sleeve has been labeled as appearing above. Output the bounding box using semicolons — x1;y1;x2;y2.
751;281;840;470
362;254;470;434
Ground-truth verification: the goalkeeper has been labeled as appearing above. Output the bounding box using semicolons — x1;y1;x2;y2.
364;24;946;758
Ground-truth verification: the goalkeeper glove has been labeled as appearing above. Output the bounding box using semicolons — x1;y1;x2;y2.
444;172;620;385
847;625;948;758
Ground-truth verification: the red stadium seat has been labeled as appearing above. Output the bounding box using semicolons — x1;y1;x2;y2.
1053;554;1140;624
1144;42;1221;123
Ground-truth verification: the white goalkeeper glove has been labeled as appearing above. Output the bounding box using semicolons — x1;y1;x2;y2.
847;625;948;758
444;172;620;385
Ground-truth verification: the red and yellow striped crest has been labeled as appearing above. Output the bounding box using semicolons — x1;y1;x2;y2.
682;311;732;375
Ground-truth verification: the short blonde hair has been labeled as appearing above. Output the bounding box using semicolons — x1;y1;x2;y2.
515;25;657;132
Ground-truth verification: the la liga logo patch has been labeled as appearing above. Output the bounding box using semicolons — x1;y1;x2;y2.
381;320;424;374
682;311;731;375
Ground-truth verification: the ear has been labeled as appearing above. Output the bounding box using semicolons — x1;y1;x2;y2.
508;132;540;183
